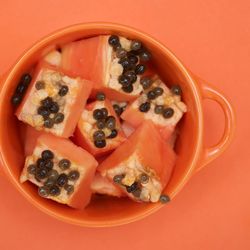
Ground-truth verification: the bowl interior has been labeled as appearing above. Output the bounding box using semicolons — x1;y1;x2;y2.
0;24;202;226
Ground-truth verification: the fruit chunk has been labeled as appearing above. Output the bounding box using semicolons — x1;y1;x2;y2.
121;76;187;139
16;63;93;138
98;121;176;202
61;36;147;101
19;123;43;156
91;173;125;197
74;99;126;156
20;133;98;209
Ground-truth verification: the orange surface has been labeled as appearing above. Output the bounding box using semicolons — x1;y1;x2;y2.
0;1;249;250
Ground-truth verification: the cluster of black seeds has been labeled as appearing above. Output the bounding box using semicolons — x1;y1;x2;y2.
138;77;182;119
27;149;80;198
112;173;150;199
108;35;151;94
36;82;68;128
11;74;32;106
112;173;170;203
112;103;127;117
92;100;118;148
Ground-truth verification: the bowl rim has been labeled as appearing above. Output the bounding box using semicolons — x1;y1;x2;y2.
0;22;204;227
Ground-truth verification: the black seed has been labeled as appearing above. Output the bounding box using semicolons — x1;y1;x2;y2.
139;50;151;61
54;113;64;124
124;71;137;84
129;48;143;56
93;109;104;120
48;169;59;180
139;102;151;112
107;129;118;139
68;170;80;181
162;107;174;118
64;184;74;195
121;106;126;114
58;159;71;170
11;94;22;106
132;188;141;198
35;81;45;90
139;173;149;184
113;174;125;184
27;164;36;175
49;185;61;196
113;43;122;51
128;54;138;65
16;83;27;94
38;186;49;198
131;40;142;51
41;97;53;108
57;173;68;187
41;150;54;160
21;74;32;85
122;84;133;93
37;106;50;118
108;35;120;47
49;102;59;113
118;58;133;71
44;177;55;188
154;105;164;114
116;47;127;58
126;182;138;193
140;77;153;89
135;64;146;75
36;158;46;168
96;119;106;129
94;140;106;148
159;194;170;203
101;108;108;119
147;90;157;100
171;85;182;95
96;92;105;101
105;116;116;130
93;130;105;141
154;87;164;96
118;75;131;86
35;167;49;180
44;160;54;170
44;118;54;128
113;104;122;116
58;85;69;96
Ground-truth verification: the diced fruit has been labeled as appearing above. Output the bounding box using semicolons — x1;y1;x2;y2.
20;133;98;209
61;36;149;102
98;121;176;202
121;121;135;138
91;173;125;197
19;123;43;156
121;76;187;140
74;99;126;156
16;63;93;138
43;50;62;66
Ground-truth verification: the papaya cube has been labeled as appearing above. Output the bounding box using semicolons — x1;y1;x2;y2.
121;76;187;140
74;99;126;156
16;64;93;138
61;36;143;102
98;121;176;203
20;133;98;209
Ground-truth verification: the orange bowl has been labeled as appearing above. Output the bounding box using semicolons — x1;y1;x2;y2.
0;23;235;227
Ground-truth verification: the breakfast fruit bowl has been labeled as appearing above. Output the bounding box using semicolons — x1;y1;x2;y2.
0;23;235;227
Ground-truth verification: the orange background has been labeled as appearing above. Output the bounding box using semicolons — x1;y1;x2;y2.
0;0;249;249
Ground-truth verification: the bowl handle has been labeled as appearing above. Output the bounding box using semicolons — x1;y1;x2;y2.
194;75;236;172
